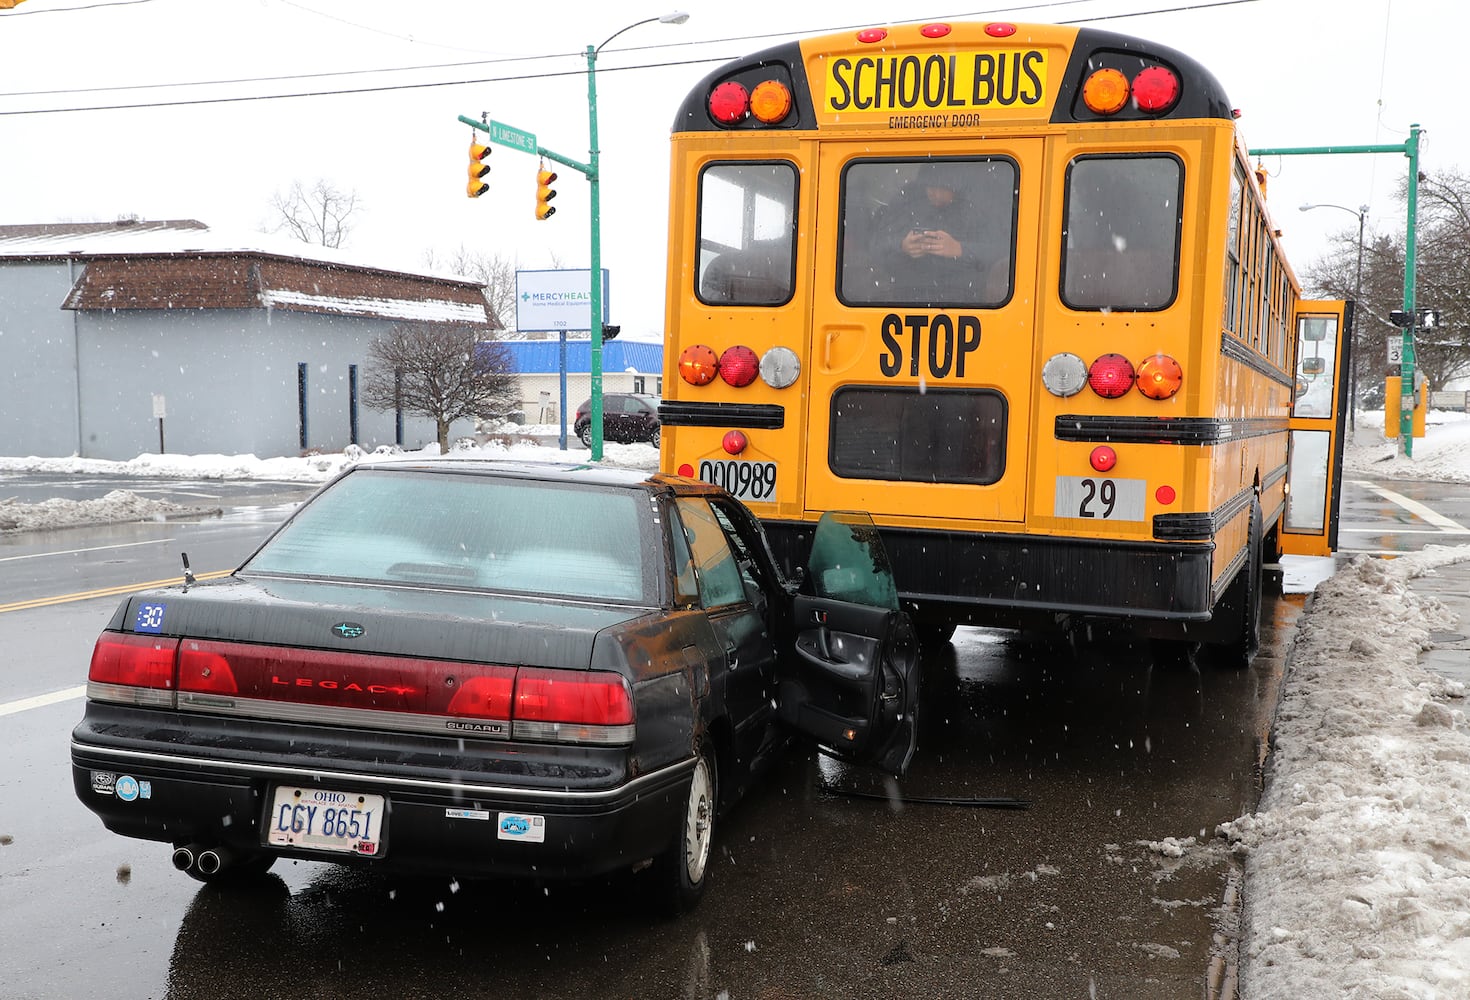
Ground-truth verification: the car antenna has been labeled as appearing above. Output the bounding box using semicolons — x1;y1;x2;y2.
180;551;196;587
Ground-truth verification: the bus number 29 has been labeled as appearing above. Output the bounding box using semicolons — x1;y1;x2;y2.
1077;478;1116;518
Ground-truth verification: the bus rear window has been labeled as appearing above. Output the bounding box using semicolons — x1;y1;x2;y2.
829;386;1006;485
839;158;1017;308
696;162;797;306
1061;154;1182;311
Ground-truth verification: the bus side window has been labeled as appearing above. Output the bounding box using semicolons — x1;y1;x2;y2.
696;162;798;307
1061;154;1183;311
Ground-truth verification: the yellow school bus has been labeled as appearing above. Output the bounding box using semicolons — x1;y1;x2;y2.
659;19;1349;662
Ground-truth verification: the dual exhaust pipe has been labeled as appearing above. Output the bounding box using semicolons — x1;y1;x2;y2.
171;843;233;877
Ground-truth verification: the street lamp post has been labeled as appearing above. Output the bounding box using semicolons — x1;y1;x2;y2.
584;11;688;461
1299;201;1368;432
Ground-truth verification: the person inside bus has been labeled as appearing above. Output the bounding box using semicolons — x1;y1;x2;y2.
870;162;990;303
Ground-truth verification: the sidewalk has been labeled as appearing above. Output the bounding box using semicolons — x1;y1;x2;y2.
1233;545;1470;997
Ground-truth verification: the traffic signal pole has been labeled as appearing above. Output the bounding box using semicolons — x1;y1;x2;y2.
1250;124;1423;456
456;114;606;458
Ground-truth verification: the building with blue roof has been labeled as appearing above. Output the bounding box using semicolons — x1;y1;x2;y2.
498;339;664;423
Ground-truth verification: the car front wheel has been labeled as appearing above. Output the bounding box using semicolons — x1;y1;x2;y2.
649;426;661;447
651;741;716;915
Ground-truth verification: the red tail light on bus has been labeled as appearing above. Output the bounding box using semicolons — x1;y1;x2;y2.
1087;354;1136;398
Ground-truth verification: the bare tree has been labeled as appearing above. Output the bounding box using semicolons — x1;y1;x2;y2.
424;247;518;334
361;324;520;452
1303;169;1470;404
269;179;361;248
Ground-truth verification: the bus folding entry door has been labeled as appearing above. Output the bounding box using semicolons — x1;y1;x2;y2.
804;140;1045;526
1281;300;1352;557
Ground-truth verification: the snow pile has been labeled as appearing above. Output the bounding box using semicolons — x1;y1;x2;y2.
1344;409;1470;484
0;437;659;533
0;489;215;533
1224;545;1470;998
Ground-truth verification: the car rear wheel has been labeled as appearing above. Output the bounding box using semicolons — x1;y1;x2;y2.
651;741;716;915
578;423;593;448
649;426;661;447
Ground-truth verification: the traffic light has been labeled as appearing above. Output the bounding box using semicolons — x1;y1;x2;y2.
535;166;557;220
467;141;491;199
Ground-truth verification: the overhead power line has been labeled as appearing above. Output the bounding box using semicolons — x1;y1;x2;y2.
0;0;1258;117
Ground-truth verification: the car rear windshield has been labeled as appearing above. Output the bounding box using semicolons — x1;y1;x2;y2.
242;469;657;603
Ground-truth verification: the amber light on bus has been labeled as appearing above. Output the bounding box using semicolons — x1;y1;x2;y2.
1136;354;1183;399
678;345;720;385
749;80;792;124
1082;68;1130;115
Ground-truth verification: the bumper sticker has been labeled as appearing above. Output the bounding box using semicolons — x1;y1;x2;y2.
497;813;546;843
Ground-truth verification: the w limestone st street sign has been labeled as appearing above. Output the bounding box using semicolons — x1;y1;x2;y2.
515;269;610;333
488;120;536;154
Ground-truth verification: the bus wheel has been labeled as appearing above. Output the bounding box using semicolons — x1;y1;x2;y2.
1212;499;1263;669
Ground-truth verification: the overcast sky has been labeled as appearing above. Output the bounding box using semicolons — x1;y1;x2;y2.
1;0;1459;338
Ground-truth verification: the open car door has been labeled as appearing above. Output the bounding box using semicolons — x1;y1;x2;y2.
777;511;920;777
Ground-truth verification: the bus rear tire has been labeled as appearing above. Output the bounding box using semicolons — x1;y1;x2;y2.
1210;499;1262;669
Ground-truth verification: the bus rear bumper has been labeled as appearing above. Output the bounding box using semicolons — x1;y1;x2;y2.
763;520;1215;627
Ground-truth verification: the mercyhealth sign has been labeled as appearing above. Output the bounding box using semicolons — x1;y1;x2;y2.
515;269;611;333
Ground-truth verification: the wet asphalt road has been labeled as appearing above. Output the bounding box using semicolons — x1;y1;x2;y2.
10;473;1459;998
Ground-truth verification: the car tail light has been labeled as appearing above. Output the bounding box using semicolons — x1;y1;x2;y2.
445;673;516;720
1136;353;1183;399
88;632;637;747
177;643;239;695
87;632;178;706
513;667;634;744
719;346;760;387
1088;354;1136;398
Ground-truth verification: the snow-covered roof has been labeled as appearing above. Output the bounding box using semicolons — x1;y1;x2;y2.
0;219;475;284
0;220;497;328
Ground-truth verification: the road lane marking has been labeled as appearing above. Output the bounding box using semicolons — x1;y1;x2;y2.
0;685;85;717
1351;480;1469;532
0;538;176;563
0;569;232;613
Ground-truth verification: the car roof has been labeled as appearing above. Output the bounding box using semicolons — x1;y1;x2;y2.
345;457;704;495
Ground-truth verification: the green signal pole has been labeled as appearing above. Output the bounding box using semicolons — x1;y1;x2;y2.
586;42;605;463
1251;124;1423;456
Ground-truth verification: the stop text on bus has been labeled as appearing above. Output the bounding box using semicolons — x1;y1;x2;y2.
879;313;982;379
825;50;1049;117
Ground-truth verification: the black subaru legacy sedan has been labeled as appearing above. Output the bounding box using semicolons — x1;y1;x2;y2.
71;460;918;912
